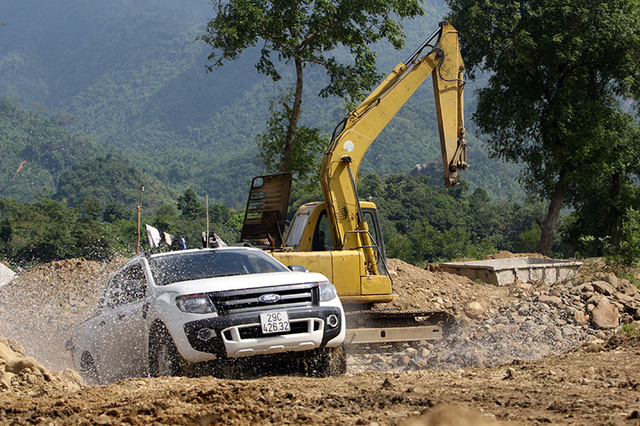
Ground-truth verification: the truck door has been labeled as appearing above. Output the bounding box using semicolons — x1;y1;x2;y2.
94;262;149;382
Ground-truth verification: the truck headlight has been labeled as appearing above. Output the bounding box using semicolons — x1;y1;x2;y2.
318;280;338;302
176;293;216;314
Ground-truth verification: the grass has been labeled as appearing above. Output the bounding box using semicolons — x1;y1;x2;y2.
618;323;640;337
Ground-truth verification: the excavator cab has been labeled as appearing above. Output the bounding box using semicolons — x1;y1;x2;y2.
283;201;388;275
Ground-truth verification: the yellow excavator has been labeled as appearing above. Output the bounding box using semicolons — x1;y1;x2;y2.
241;21;468;344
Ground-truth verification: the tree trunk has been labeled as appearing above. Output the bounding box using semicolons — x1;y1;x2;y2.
537;167;572;256
607;172;622;247
281;57;304;172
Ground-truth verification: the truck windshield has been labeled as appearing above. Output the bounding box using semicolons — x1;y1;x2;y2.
148;249;289;286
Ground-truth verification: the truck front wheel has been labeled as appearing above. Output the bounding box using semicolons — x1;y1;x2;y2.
149;326;186;377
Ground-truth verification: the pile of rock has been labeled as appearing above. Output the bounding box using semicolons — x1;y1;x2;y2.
355;266;640;372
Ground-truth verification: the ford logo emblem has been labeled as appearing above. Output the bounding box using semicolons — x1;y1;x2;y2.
259;294;281;303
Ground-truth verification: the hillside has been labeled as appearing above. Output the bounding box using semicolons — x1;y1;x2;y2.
0;0;523;207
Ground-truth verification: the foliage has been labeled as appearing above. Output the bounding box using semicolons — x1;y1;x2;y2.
0;171;554;268
199;0;424;182
0;198;120;266
0;187;244;267
54;155;175;210
359;173;546;264
200;0;423;102
562;113;640;258
446;0;640;255
619;323;640;337
0;2;529;208
0;97;104;202
604;209;640;272
257;91;328;190
176;188;205;220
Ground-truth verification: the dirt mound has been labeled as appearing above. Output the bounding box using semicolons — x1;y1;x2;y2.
0;336;83;396
0;258;125;371
377;258;512;321
355;257;640;373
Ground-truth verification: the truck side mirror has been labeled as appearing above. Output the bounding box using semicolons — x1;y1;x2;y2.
287;265;308;272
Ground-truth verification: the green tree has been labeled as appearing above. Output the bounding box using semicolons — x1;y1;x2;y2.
176;188;205;220
0;219;11;243
103;202;132;223
76;197;101;221
199;0;423;183
256;92;328;188
446;0;640;255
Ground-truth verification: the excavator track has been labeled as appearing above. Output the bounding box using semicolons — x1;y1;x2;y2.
344;308;456;345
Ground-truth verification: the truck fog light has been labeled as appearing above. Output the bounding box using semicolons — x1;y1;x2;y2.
327;314;339;328
197;327;215;341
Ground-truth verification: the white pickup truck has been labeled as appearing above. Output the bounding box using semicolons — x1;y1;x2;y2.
67;246;346;384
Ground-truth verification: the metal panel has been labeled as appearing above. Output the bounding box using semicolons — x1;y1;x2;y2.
344;325;443;344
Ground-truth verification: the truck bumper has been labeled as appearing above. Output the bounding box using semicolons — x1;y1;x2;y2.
182;306;344;360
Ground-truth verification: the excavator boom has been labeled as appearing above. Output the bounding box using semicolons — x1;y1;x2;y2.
320;21;467;258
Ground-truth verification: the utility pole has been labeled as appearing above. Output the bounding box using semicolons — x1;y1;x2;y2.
205;194;210;248
136;183;144;253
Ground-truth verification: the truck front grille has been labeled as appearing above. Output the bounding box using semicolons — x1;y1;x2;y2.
210;283;318;315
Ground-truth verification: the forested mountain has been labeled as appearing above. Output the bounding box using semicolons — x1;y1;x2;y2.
0;0;522;208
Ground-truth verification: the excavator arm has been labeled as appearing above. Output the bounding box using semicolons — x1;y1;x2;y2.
320;21;467;271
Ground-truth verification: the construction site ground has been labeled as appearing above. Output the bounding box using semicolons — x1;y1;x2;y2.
0;253;639;425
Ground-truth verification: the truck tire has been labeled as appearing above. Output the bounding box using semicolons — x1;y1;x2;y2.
80;352;100;385
302;345;347;377
149;326;186;377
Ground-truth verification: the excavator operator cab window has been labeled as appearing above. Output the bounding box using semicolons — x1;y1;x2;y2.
361;208;389;276
312;210;335;251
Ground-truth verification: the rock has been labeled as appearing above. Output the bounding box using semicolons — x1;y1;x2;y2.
516;282;533;291
616;293;639;310
539;295;562;306
0;371;14;389
602;272;619;289
380;378;393;389
464;302;484;319
6;357;44;375
396;355;411;367
579;283;594;293
592;280;616;296
591;298;620;329
418;347;431;358
572;309;589;326
503;367;516;379
549;289;561;297
407;403;504;426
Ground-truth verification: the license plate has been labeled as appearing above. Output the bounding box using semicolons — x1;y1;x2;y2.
260;311;290;334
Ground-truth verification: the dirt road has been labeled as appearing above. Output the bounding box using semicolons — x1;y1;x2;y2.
1;336;639;425
0;256;639;425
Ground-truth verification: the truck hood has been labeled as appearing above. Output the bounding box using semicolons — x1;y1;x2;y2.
158;271;329;294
